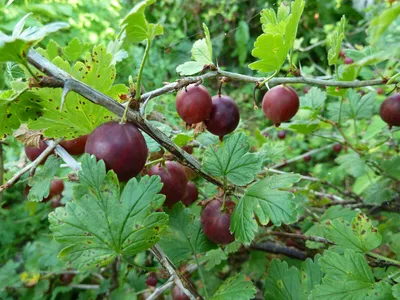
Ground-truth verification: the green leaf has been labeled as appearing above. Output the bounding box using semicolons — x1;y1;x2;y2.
367;282;395;300
0;90;42;139
305;205;358;249
311;249;375;299
300;255;323;297
381;157;400;180
0;260;20;290
200;248;227;270
368;4;400;44
288;122;319;134
300;87;326;110
202;133;263;186
48;154;168;270
327;16;345;66
393;283;400;299
0;13;69;64
235;21;250;65
158;203;215;265
173;133;193;147
335;153;366;177
249;0;305;73
176;23;213;75
325;213;382;252
231;174;300;244
63;38;91;62
264;259;306;300
120;0;163;43
28;45;125;139
258;140;286;164
211;274;256;300
28;155;62;202
363;179;396;205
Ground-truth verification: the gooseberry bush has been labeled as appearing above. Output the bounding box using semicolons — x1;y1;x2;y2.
0;0;399;299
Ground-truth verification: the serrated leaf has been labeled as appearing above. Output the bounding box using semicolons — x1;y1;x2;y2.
28;45;124;139
120;0;163;43
363;179;396;205
311;249;374;299
0;260;20;290
381;157;400;180
288;122;319;134
300;87;326;110
393;283;400;299
367;282;395;300
63;38;91;62
176;23;213;75
300;254;323;297
0;90;42;139
0;14;69;64
158;203;215;265
235;21;250;65
265;259;306;300
249;0;305;73
335;153;366;177
107;33;128;65
368;4;400;45
200;248;227;270
231;174;300;244
48;155;168;270
173;133;193;147
203;133;262;186
211;274;256;300
28;155;61;202
305;205;358;249
325;213;382;252
327;16;345;66
258;140;286;164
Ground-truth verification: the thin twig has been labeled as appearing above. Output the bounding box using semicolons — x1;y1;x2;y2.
268;231;334;245
0;138;62;193
271;143;335;168
251;241;308;260
69;284;99;290
146;276;174;300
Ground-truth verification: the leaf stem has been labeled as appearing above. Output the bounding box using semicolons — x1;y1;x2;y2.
145;157;165;167
121;39;152;123
23;62;40;82
122;256;158;272
258;70;278;88
367;252;400;268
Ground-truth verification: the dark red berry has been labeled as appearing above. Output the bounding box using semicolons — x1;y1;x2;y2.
182;182;198;206
148;161;188;208
339;49;346;58
24;139;52;164
262;131;270;138
204;95;240;139
176;84;212;124
60;135;88;155
277;130;286;140
85;121;148;182
380;94;400;127
43;179;64;202
262;85;299;126
201;198;235;245
358;90;365;96
60;273;75;285
303;154;312;162
377;88;384;95
303;86;310;94
172;285;190;300
333;143;342;153
344;57;354;64
51;197;64;209
182;145;193;154
146;273;157;287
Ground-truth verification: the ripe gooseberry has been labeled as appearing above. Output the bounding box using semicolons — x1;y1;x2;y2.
277;130;286;140
146;273;157;287
204;95;240;139
148;161;188;208
24;139;53;164
379;94;400;127
85;121;148;182
60;273;75;285
303;154;312;162
262;85;299;126
333;143;342;153
181;182;198;206
344;57;354;64
60;135;88;155
377;88;384;95
201;198;235;245
176;84;212;124
43;179;64;202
